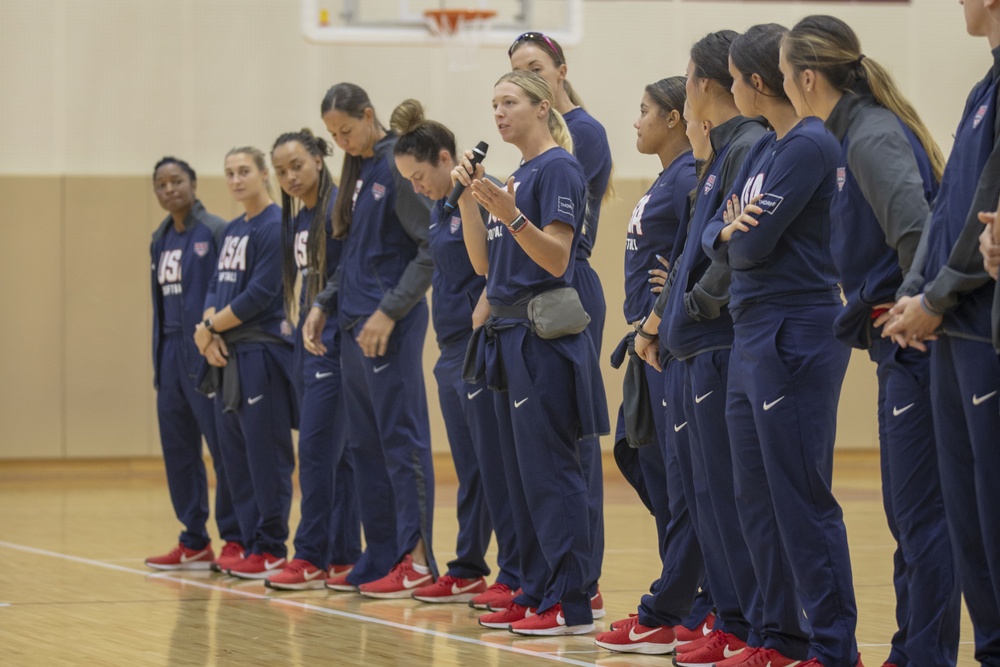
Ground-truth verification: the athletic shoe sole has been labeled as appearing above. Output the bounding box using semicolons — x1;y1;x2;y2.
413;592;477;603
145;561;213;571
510;623;595;636
358;588;423;599
227;569;281;580
594;639;677;655
264;579;326;591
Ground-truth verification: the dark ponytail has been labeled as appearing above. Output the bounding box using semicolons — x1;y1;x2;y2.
272;129;335;324
730;24;790;103
390;99;456;165
690;30;739;91
321;82;383;239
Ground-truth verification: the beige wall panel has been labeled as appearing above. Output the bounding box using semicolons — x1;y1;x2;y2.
837;350;880;449
65;178;156;457
187;177;243;223
0;177;65;458
0;175;881;461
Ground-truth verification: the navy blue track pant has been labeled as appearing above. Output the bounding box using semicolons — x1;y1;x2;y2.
635;360;710;628
868;335;959;667
435;337;518;583
341;302;437;580
292;322;362;569
490;326;595;626
728;305;855;666
157;334;239;548
684;350;762;645
575;259;606;594
640;361;713;627
215;343;296;556
931;335;1000;665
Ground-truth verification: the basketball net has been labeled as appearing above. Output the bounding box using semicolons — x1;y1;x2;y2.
424;9;497;73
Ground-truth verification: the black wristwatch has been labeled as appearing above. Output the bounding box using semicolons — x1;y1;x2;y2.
508;212;528;234
634;316;657;340
203;318;216;333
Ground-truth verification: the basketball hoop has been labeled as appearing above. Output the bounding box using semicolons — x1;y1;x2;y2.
424;9;497;73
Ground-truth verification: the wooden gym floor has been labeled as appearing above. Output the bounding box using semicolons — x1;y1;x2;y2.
0;452;976;666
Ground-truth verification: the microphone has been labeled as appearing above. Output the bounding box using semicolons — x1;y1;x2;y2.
442;141;488;215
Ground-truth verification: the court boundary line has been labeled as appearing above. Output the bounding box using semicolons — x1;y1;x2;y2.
0;540;597;666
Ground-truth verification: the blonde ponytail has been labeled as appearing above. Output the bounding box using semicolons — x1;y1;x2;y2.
549;108;574;153
785;15;944;182
860;58;945;182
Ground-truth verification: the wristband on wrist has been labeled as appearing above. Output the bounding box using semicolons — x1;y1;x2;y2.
919;294;942;317
203;317;216;333
507;212;528;234
634;317;657;340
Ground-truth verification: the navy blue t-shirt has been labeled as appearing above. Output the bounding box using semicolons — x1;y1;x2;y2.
429;197;487;346
564;107;612;259
622;152;696;323
206;202;287;338
486;147;587;305
702;117;842;315
157;225;189;334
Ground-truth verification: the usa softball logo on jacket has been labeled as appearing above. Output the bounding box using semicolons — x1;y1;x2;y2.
703;174;716;196
973;104;988;129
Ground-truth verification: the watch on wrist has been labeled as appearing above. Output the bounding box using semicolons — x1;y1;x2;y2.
634;316;657;340
203;317;216;333
508;212;528;234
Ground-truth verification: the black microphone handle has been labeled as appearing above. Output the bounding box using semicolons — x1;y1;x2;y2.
442;141;489;215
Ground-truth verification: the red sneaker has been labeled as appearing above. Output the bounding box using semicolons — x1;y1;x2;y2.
676;631;713;654
673;630;747;666
357;555;433;599
610;613;639;631
469;582;516;610
227;552;287;580
591;589;606;619
798;655;864;667
211;542;245;573
716;647;801;667
675;612;715;643
145;543;214;571
412;575;487;603
328;563;354;578
264;559;326;590
509;603;595;636
478;601;532;629
325;570;357;592
594;615;678;654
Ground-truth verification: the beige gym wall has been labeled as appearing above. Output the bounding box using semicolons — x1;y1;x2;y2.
0;0;975;458
0;174;877;459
